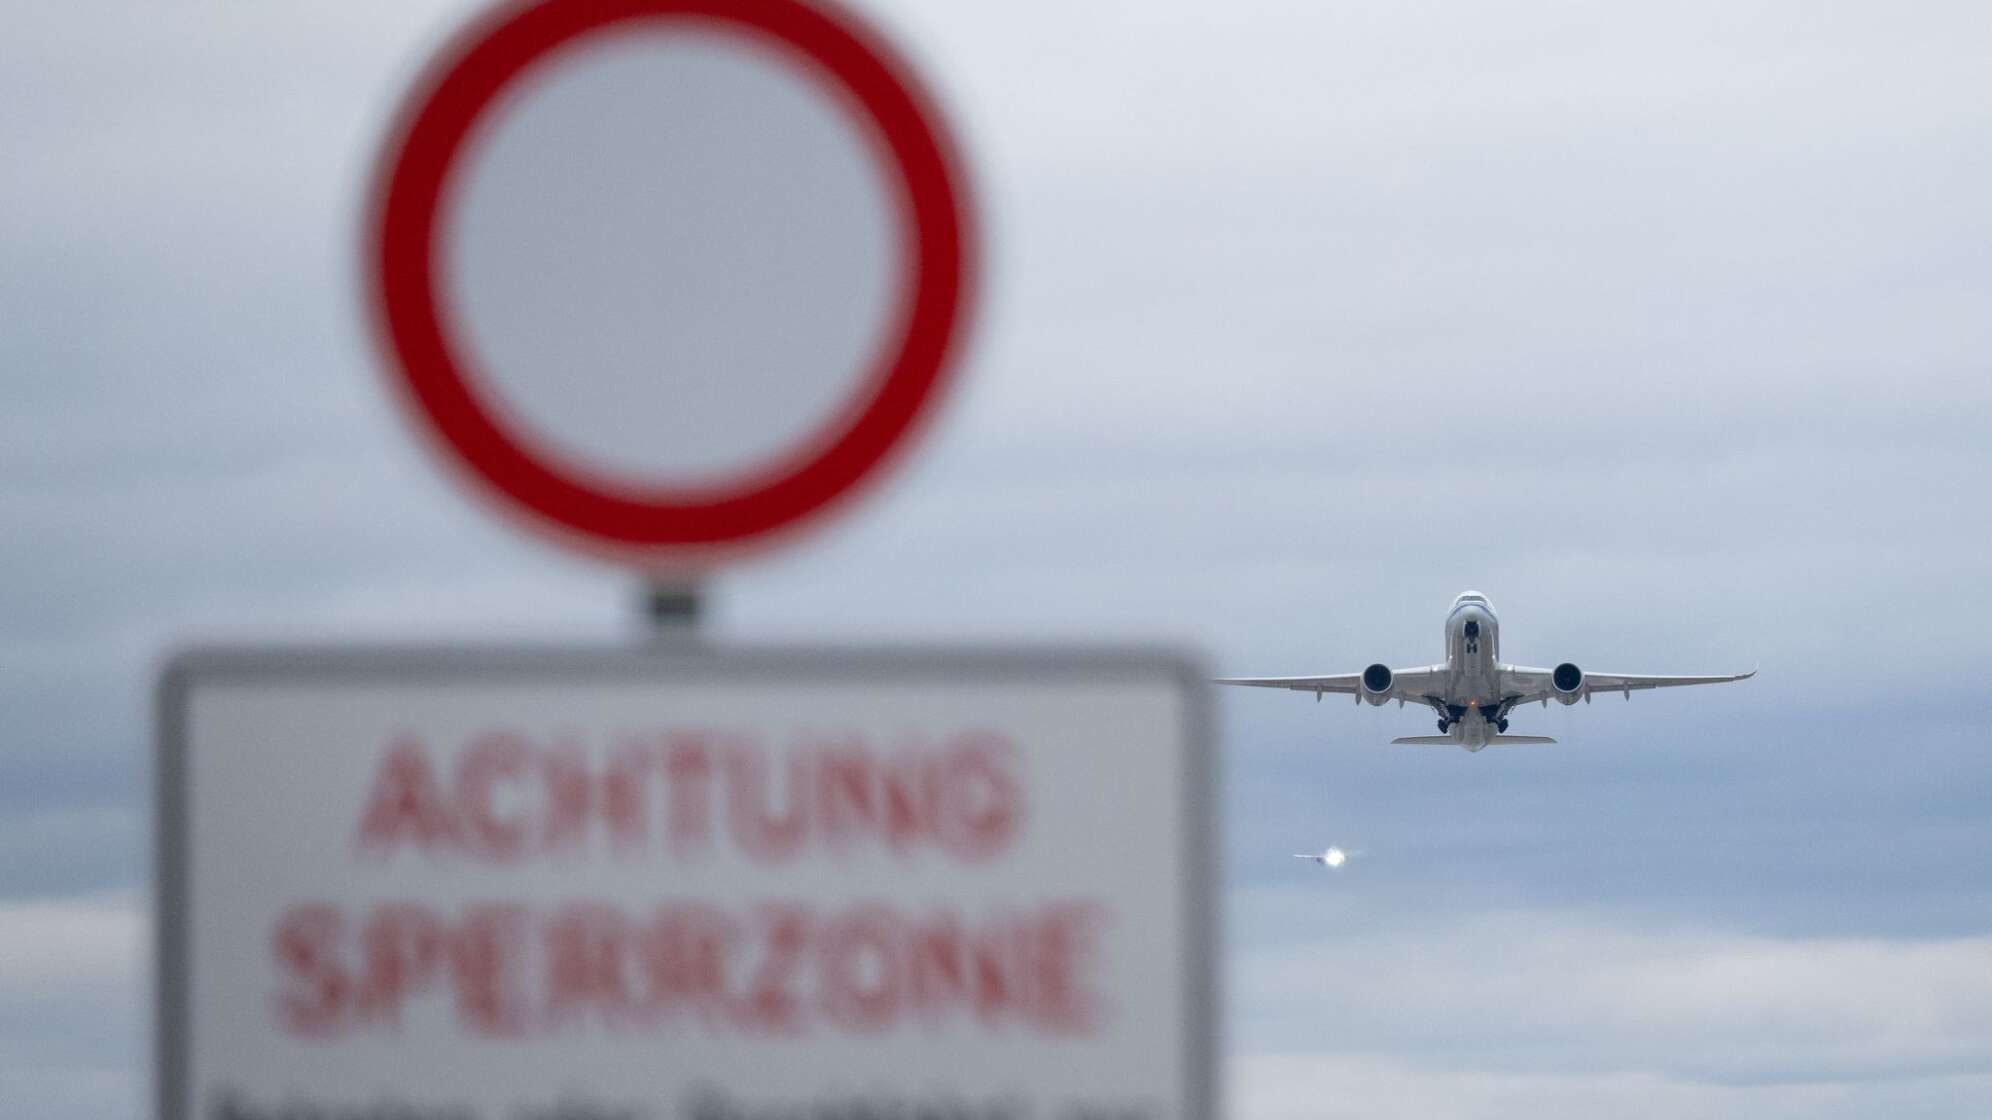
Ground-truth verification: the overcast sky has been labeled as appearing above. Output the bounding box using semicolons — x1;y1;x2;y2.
7;1;1992;1117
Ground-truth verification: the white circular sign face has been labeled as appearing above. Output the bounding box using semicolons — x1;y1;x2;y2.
367;0;974;564
443;29;903;487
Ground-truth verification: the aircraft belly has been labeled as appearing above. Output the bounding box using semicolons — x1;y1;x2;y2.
1440;671;1501;706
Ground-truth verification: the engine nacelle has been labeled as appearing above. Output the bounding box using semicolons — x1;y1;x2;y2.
1361;663;1393;705
1552;662;1584;705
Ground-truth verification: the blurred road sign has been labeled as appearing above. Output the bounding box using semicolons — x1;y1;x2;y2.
365;0;975;568
157;647;1214;1120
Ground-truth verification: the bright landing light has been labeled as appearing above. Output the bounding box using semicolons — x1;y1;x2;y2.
1322;847;1347;868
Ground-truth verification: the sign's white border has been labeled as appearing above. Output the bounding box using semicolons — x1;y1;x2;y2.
155;645;1216;1120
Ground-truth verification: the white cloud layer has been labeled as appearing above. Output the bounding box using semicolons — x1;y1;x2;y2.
1234;891;1992;1109
0;893;145;1116
1233;1055;1992;1120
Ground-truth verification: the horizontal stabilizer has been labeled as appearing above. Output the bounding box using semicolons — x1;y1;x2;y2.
1390;734;1558;746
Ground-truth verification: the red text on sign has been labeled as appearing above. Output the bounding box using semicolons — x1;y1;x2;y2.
354;729;1021;865
274;899;1104;1040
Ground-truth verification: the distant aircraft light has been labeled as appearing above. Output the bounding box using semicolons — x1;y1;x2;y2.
1323;847;1347;868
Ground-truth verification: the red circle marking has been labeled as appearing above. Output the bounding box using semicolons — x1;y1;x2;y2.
368;0;972;558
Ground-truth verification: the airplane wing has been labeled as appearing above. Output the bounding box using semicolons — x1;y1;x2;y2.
1503;664;1757;703
1214;665;1447;704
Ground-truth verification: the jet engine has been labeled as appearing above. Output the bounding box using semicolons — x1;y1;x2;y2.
1552;662;1584;705
1361;663;1393;705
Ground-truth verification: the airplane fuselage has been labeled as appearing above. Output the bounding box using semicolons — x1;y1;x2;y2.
1430;595;1511;748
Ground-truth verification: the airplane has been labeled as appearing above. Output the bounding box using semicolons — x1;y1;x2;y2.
1296;846;1349;867
1218;591;1755;751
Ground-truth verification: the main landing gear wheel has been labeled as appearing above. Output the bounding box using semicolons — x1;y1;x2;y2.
1436;719;1451;733
1496;719;1510;733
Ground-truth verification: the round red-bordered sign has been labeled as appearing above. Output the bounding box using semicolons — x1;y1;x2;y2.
366;0;974;566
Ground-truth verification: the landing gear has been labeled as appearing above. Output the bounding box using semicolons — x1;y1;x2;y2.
1496;718;1510;733
1436;718;1451;733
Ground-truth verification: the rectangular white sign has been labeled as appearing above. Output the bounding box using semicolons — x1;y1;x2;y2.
157;647;1214;1120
